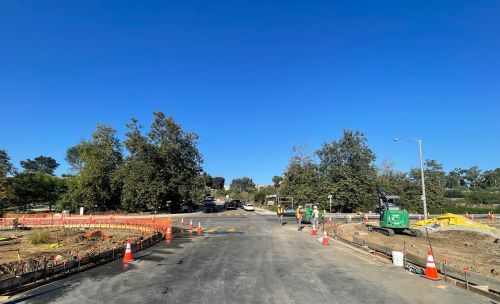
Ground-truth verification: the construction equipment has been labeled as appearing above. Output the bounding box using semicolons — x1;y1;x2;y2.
366;186;422;237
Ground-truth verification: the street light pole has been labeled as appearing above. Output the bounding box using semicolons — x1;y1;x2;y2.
418;140;428;220
394;137;428;220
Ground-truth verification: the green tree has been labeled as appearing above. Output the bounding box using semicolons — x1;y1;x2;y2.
279;147;323;207
0;149;15;212
118;113;203;212
272;176;283;189
64;125;123;211
445;170;462;189
12;172;66;211
462;166;481;189
253;186;275;204
212;177;225;190
65;145;84;173
20;156;59;175
316;130;377;212
480;168;500;189
230;177;256;192
408;159;446;212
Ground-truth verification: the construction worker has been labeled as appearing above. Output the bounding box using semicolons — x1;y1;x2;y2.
276;205;284;225
296;205;303;231
311;206;319;230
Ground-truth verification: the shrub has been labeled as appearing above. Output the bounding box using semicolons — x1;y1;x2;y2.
28;230;51;245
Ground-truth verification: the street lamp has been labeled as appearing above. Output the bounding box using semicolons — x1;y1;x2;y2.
394;137;428;220
328;195;333;213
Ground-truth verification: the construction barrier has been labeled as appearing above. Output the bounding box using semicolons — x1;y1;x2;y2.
0;215;173;236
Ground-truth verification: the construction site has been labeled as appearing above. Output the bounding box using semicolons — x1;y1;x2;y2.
0;214;175;285
334;214;500;279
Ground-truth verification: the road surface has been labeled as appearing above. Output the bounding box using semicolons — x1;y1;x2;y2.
4;209;494;304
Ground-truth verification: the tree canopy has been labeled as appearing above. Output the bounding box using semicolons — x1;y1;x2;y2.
20;156;59;175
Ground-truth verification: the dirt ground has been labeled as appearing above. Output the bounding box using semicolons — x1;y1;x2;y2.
335;220;500;278
0;227;144;269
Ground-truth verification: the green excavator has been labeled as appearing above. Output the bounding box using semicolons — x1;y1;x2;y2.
366;186;422;237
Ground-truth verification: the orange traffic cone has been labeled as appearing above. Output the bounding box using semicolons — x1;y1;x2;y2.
328;217;333;225
311;225;317;235
197;222;202;234
181;218;184;226
166;226;172;240
364;214;369;222
322;231;329;245
189;220;193;230
423;251;439;280
123;240;133;263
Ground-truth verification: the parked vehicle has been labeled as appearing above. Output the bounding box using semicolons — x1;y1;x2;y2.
243;203;255;211
205;201;218;213
230;199;242;209
224;201;237;210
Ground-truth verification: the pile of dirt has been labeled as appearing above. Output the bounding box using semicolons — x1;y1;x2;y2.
335;222;500;278
0;228;144;280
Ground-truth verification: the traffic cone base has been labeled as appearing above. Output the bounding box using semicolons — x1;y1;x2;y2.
123;241;133;263
423;251;439;280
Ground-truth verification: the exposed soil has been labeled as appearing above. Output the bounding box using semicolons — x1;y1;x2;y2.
335;220;500;278
0;227;145;280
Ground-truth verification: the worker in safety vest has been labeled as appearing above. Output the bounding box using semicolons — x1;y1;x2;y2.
276;205;284;225
296;205;303;231
311;206;319;230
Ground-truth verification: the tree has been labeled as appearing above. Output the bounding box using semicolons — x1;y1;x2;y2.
272;176;283;189
279;145;324;207
118;113;203;212
64;125;123;211
407;159;446;211
480;168;500;189
212;177;225;190
20;156;59;175
12;172;66;211
65;145;84;173
230;177;256;192
0;149;15;212
253;186;275;204
445;170;462;189
316;130;377;212
463;166;481;189
200;173;214;188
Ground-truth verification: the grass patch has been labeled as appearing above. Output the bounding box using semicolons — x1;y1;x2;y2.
28;230;51;245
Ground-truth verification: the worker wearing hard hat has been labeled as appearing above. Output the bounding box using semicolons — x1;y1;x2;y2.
311;206;319;230
276;204;284;225
296;205;303;231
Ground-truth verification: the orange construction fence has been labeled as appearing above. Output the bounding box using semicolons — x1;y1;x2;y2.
0;214;174;236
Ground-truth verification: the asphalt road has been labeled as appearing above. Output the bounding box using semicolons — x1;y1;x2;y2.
4;210;495;304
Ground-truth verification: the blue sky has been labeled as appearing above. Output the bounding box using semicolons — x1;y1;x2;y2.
1;1;499;185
